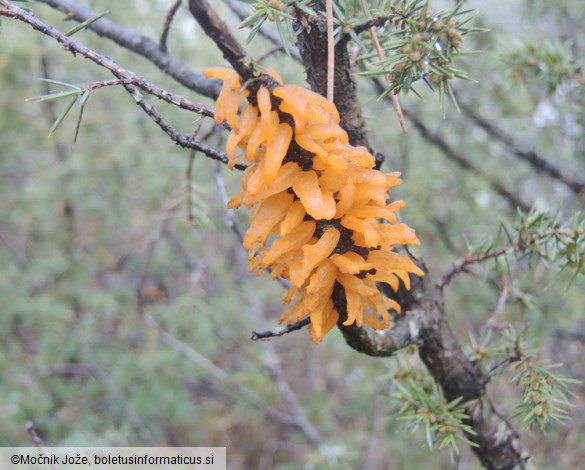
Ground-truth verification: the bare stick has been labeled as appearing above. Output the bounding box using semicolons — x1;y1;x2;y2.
213;161;245;243
159;0;182;53
459;99;585;195
142;312;303;428
256;45;288;63
251;318;311;340
483;277;511;333
81;342;159;445
402;107;530;212
24;422;59;470
326;0;334;102
248;297;322;446
186;124;203;228
436;227;585;291
0;2;235;167
358;0;407;134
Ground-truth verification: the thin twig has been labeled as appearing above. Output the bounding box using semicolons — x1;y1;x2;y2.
370;74;529;210
142;312;304;428
186;124;203;228
482;277;511;335
136;196;182;309
478;352;522;388
41;52;78;243
403;107;531;212
223;0;302;62
436;228;584;291
0;2;235;167
213;161;244;242
159;0;182;53
36;0;219;98
248;297;322;446
76;77;215;118
24;422;59;470
437;246;515;292
117;80;236;166
479;337;523;388
358;0;407;134
25;421;45;448
251;317;311;340
458;98;585;195
80;342;159;445
256;45;288;63
326;0;334;102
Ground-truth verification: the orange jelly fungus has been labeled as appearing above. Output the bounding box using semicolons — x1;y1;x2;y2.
204;67;424;343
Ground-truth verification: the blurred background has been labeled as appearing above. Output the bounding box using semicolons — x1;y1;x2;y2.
1;0;584;468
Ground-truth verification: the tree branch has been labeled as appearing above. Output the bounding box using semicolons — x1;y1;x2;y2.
0;1;235;166
188;0;258;81
159;0;182;54
459;100;585;195
142;312;315;437
437;226;585;292
294;2;530;467
294;3;369;147
251;318;311;340
36;0;218;98
403;109;531;213
368;76;531;212
223;0;302;63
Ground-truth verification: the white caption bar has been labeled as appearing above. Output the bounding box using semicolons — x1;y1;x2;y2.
1;447;226;469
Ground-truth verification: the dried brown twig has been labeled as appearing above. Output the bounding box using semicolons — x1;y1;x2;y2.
251;318;311;340
326;0;334;102
159;0;182;53
357;0;407;135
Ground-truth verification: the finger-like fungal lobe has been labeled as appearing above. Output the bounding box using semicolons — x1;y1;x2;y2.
204;67;424;343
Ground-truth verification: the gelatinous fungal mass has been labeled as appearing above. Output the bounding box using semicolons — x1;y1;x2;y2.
204;67;424;343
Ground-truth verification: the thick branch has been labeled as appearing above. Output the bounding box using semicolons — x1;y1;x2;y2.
295;2;530;467
188;0;258;81
418;301;530;470
294;3;369;147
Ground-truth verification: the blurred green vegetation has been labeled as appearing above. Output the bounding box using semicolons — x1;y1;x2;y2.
1;0;584;468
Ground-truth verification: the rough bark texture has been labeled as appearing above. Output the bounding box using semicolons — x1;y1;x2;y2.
188;0;259;81
294;2;531;469
294;6;369;148
418;299;530;469
2;1;535;466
